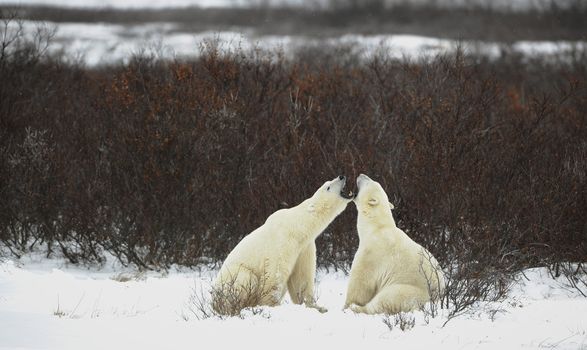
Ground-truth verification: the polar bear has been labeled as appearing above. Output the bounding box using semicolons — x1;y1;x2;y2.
212;176;353;315
344;174;445;315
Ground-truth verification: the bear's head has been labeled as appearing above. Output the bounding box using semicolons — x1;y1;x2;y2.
353;174;396;223
307;175;354;217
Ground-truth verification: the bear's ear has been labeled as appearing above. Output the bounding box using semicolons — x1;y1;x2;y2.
368;198;379;206
389;202;395;210
307;203;316;212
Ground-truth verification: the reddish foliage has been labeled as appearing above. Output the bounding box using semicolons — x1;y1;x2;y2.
1;37;586;270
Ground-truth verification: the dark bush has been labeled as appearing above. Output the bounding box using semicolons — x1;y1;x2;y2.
1;18;586;274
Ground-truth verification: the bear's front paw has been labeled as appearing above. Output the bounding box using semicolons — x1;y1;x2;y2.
306;303;328;313
349;304;366;314
314;305;328;313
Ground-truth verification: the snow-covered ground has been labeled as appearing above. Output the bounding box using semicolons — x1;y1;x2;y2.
7;20;587;66
1;252;586;350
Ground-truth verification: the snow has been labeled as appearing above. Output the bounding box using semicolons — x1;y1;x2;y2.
8;20;587;66
1;252;586;350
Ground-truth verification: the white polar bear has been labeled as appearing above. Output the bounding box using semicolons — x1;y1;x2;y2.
212;176;353;315
344;174;445;315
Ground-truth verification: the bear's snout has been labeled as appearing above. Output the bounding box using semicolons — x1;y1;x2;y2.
338;176;355;200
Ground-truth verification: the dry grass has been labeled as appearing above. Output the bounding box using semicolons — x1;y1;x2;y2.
382;312;416;332
185;270;273;319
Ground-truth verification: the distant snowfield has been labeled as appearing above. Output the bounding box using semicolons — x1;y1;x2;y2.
1;253;586;350
0;0;582;10
8;21;587;66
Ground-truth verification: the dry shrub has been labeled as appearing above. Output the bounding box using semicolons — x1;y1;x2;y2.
437;255;514;325
0;14;586;280
186;270;273;319
382;312;416;332
548;262;587;297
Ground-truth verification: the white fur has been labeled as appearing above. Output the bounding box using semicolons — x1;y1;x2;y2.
344;174;445;315
213;176;352;314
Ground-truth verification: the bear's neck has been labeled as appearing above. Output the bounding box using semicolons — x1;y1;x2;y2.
357;212;397;241
293;200;338;245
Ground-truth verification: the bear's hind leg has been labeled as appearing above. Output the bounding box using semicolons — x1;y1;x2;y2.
351;284;428;315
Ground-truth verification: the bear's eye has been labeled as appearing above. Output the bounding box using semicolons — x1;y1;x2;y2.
327;186;331;191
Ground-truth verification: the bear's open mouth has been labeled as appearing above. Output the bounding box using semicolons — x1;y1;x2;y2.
339;181;355;199
340;190;354;199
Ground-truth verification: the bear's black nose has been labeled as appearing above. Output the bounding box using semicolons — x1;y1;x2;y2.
339;175;345;181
